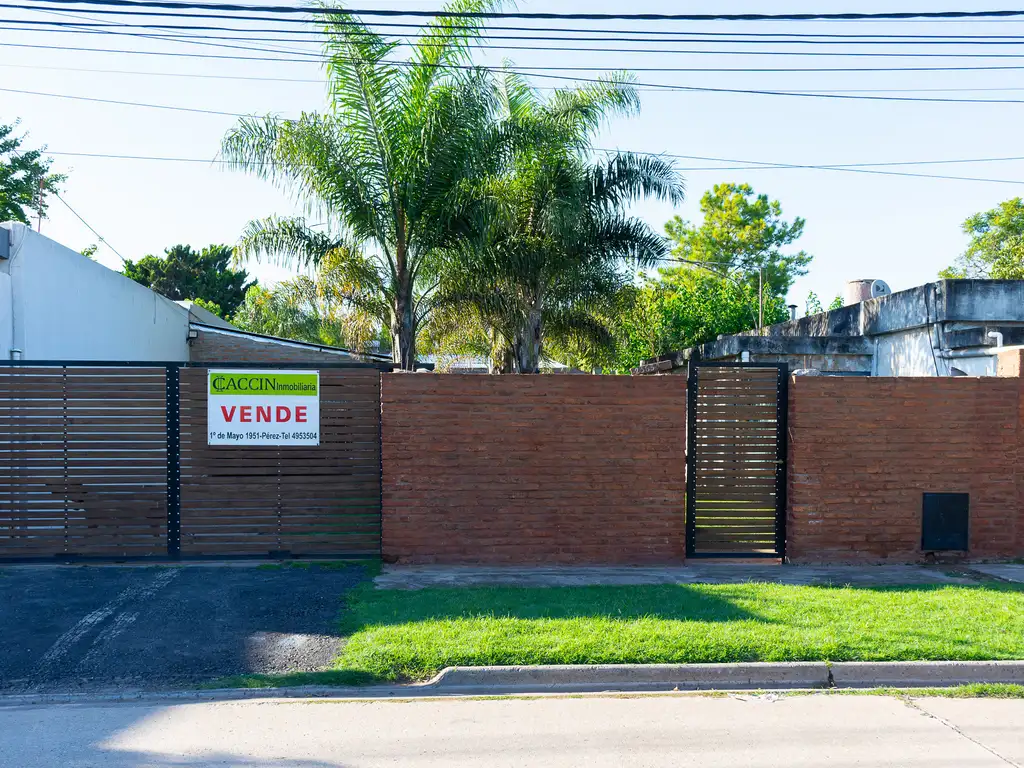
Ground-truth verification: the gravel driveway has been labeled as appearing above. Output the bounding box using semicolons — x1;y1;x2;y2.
0;563;369;693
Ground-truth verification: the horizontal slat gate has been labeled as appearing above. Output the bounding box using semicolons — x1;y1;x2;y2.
0;366;168;558
686;364;787;558
178;368;382;557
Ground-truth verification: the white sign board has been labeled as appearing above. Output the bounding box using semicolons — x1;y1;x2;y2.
207;369;320;446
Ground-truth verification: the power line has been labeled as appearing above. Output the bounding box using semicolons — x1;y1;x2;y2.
0;85;247;115
15;60;1024;94
27;21;1024;60
40;149;1024;185
26;16;1024;46
11;2;1024;35
18;36;1024;76
50;190;126;261
24;0;1024;23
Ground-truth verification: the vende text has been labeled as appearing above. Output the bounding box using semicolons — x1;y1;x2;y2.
219;405;309;423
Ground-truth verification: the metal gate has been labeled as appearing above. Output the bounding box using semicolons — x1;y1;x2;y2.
685;363;788;559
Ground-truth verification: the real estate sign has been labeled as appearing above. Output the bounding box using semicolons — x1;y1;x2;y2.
207;369;320;446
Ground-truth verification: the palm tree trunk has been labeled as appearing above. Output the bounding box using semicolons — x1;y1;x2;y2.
513;308;543;374
391;268;417;371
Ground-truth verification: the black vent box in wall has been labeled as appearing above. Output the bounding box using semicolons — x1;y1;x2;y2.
922;493;970;551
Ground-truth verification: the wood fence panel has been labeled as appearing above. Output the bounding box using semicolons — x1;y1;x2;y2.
0;366;168;559
178;367;381;557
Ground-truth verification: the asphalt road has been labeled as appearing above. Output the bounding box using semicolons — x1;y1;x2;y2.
0;564;367;693
1;693;1022;767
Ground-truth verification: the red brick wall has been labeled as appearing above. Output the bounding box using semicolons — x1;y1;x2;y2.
189;328;373;365
381;374;687;564
787;376;1023;563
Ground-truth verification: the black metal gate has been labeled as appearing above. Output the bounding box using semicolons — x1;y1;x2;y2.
685;363;788;559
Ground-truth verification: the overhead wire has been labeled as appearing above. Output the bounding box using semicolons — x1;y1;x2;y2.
24;17;1024;59
23;0;1024;23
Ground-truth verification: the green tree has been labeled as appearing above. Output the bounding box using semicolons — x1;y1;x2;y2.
122;244;254;317
435;71;684;373
189;297;223;317
828;295;844;310
231;248;388;354
610;267;788;372
666;183;811;296
0;120;66;225
221;0;509;370
940;198;1024;279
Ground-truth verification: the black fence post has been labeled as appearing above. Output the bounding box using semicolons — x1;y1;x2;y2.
685;362;697;558
166;365;181;559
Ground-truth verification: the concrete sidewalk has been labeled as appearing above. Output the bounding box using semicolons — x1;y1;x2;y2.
3;692;1022;767
374;563;988;590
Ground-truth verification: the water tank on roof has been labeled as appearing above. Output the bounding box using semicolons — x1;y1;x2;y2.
870;279;892;299
844;278;890;306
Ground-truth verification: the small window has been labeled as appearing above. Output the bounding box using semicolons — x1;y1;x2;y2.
922;493;969;551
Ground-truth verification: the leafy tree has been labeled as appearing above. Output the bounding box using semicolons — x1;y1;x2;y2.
610;267;788;372
666;183;811;296
231;249;388;354
940;198;1024;279
122;244;253;317
80;244;98;260
188;297;224;317
0;120;66;225
221;0;509;370
828;295;844;310
434;71;684;373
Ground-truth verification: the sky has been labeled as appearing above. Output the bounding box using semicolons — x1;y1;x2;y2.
5;0;1024;312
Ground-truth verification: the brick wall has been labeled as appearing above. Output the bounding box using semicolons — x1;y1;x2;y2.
381;374;687;564
787;376;1023;563
189;327;375;365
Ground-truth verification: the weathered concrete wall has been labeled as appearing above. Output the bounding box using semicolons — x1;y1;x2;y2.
1;223;189;361
874;328;939;376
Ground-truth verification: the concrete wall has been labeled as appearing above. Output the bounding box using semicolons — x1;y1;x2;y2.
381;374;687;564
0;223;189;361
787;376;1023;563
874;328;940;376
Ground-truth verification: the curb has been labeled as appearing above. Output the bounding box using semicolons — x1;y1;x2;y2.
426;662;830;692
3;661;1023;706
830;660;1024;688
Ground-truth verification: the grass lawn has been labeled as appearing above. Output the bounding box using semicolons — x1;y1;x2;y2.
331;582;1024;682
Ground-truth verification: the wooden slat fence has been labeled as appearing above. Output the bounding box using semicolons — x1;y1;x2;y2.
178;367;382;557
0;366;168;558
1;364;383;561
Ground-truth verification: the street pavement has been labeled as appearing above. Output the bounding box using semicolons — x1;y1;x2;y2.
2;692;1022;767
0;564;368;693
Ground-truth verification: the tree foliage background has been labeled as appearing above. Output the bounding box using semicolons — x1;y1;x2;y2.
122;244;254;317
0;120;65;225
941;198;1024;280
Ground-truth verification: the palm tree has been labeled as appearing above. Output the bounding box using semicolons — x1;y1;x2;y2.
437;72;685;373
221;0;506;370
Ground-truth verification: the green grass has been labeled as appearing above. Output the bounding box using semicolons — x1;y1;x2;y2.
331;582;1024;682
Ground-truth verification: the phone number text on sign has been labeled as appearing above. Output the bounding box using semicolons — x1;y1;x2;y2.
207;370;320;446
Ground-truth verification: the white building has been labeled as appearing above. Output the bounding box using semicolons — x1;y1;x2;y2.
0;222;388;365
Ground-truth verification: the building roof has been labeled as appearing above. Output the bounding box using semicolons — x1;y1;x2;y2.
190;322;397;366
